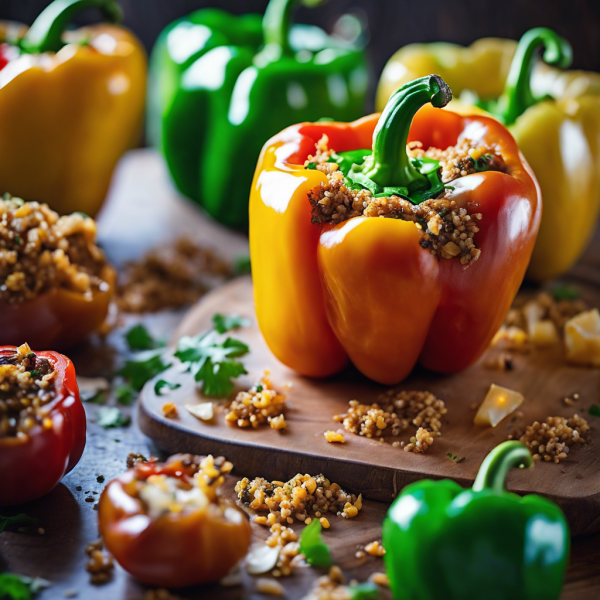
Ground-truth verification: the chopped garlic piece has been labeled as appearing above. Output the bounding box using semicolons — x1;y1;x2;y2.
245;544;280;575
529;320;559;346
185;402;214;421
474;384;524;427
565;309;600;366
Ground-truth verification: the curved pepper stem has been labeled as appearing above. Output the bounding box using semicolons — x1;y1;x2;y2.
472;441;533;495
20;0;123;54
495;27;572;125
262;0;323;54
362;75;452;190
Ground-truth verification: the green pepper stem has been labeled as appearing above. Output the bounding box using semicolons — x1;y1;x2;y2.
495;27;572;125
262;0;323;54
362;74;451;190
20;0;122;54
472;441;533;494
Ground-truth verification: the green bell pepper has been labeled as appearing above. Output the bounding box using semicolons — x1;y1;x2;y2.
148;0;368;230
382;441;569;600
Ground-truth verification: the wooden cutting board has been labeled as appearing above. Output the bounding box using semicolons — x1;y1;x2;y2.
139;275;600;536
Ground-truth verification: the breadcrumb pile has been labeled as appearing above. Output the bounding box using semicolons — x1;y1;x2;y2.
225;373;287;430
0;195;108;303
85;539;114;585
235;473;362;525
508;414;590;463
305;136;503;265
333;390;446;453
116;237;231;313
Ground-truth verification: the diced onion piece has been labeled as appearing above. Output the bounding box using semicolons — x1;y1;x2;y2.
523;300;544;334
529;320;559;346
474;384;524;427
565;309;600;367
245;543;280;575
185;402;214;421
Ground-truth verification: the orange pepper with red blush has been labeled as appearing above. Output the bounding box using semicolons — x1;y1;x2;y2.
250;75;541;384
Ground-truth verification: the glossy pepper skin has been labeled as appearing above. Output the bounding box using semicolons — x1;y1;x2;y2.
0;264;115;350
98;455;251;588
149;0;367;230
382;442;569;600
0;347;86;506
0;0;146;217
377;28;600;282
250;76;541;384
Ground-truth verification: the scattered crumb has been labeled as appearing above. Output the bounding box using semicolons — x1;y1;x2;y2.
85;539;114;585
226;372;287;429
126;452;149;468
333;390;446;444
269;414;287;430
162;401;178;418
364;541;386;557
63;591;78;599
403;428;435;453
256;578;285;596
509;414;590;463
324;430;345;443
144;589;184;600
369;572;390;587
116;237;231;313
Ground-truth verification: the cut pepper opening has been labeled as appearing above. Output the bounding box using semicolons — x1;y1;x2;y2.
472;441;533;494
20;0;123;54
483;27;572;125
262;0;324;55
308;75;453;205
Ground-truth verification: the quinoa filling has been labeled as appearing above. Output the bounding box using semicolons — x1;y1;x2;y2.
129;454;233;518
306;135;506;265
0;195;109;304
0;343;56;438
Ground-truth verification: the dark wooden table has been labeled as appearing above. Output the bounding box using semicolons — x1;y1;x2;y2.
1;150;599;599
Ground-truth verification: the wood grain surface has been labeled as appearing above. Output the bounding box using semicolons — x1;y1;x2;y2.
139;275;600;536
1;149;599;599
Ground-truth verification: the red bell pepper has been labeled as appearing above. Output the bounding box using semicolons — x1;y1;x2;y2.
0;347;86;506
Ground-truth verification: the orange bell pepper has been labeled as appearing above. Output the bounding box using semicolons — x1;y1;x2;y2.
250;76;541;384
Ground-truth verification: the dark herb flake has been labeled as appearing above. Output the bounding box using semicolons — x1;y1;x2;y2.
212;313;250;334
154;380;182;396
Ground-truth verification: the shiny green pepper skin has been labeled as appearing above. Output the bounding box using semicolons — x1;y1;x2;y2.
148;0;368;230
382;442;569;600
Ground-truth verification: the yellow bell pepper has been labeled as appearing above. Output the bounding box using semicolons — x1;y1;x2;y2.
0;0;146;216
377;28;600;282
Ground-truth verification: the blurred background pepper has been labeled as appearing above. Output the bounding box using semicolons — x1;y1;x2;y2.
0;0;146;217
377;27;600;282
148;0;368;230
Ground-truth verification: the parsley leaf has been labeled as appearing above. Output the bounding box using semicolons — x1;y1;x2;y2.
125;324;165;351
348;582;380;599
0;513;38;534
154;380;181;396
97;407;130;429
212;313;250;334
233;254;251;276
0;573;50;599
81;389;105;404
299;519;332;567
115;384;136;406
550;284;580;302
118;349;171;391
174;332;249;398
589;404;600;418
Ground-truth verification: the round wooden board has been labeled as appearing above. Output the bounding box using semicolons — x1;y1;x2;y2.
139;275;600;536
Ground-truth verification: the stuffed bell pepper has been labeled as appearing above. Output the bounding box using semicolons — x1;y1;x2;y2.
0;343;86;506
383;441;569;600
99;453;251;588
149;0;367;230
250;75;541;384
0;195;115;349
377;28;600;282
0;0;146;216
